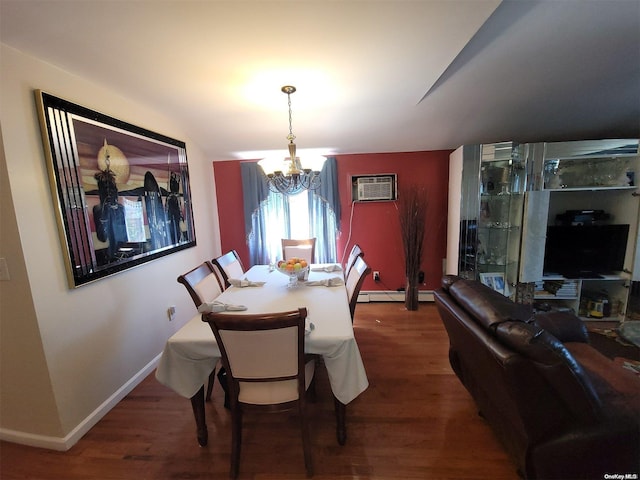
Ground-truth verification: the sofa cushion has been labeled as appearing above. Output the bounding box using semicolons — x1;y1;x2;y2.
533;310;590;343
495;321;602;422
449;278;533;330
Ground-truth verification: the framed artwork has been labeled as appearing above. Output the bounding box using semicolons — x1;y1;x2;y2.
35;91;196;288
480;272;506;295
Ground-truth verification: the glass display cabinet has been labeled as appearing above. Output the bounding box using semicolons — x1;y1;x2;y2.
458;142;528;298
454;138;639;315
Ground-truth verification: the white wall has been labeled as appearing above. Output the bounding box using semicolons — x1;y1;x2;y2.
0;44;222;449
445;147;463;275
0;125;63;440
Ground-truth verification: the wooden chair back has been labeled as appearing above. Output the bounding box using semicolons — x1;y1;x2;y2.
177;261;223;307
212;250;245;288
346;256;371;321
281;238;316;264
344;243;364;278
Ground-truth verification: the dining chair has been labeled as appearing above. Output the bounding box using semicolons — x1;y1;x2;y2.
202;308;315;478
344;243;364;278
282;238;316;264
177;261;225;402
346;255;371;322
212;250;245;288
211;263;228;291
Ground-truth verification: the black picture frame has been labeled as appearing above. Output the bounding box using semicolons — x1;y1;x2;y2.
35;91;196;288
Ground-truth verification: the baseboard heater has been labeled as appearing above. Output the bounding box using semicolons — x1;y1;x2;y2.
358;290;434;303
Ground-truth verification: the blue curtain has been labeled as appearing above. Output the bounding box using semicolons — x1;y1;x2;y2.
308;157;339;262
240;162;269;238
241;162;290;266
241;158;339;265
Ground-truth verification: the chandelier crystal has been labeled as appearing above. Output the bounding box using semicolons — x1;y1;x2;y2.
260;86;322;195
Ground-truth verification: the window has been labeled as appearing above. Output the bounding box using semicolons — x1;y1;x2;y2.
241;158;340;267
288;191;310;238
257;189;337;264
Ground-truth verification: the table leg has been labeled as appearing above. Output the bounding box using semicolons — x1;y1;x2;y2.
334;396;346;445
190;385;208;446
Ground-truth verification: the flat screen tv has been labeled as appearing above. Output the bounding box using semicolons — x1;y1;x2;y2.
543;224;629;278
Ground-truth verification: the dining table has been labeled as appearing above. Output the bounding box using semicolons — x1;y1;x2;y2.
155;264;369;447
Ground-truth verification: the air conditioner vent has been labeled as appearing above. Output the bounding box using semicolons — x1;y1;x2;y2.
351;174;397;202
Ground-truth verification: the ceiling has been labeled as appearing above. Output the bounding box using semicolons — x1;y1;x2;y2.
1;0;639;162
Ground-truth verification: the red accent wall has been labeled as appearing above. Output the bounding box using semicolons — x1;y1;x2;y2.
213;160;251;264
213;150;452;291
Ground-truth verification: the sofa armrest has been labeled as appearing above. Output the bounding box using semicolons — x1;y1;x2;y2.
533;310;589;343
495;321;602;421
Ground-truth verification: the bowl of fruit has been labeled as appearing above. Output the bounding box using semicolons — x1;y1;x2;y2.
276;258;309;286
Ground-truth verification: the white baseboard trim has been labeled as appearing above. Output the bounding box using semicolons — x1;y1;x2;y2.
358;290;434;303
0;353;162;451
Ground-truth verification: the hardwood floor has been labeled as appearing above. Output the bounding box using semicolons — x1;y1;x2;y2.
0;303;517;480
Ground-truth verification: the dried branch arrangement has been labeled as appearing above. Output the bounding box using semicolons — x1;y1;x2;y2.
397;184;428;310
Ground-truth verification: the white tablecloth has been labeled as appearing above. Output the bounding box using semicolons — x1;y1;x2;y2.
156;265;369;404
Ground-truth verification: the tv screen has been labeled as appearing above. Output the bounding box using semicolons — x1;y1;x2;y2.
543;224;629;278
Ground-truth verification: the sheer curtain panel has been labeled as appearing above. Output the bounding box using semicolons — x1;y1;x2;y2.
241;157;339;266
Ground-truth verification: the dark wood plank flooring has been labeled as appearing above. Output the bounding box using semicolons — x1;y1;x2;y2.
1;303;518;480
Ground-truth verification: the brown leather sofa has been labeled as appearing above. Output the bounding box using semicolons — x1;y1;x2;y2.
434;275;640;480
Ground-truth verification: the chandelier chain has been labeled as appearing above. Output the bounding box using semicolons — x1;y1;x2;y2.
287;92;295;142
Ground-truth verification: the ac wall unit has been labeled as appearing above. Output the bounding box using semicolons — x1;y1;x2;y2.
351;174;397;202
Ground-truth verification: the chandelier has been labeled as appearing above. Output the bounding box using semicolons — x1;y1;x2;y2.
260;86;322;195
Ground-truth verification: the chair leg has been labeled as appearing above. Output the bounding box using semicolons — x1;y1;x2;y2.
206;369;215;402
229;406;242;479
189;385;208;447
334;396;346;445
307;374;317;403
305;355;319;403
218;367;230;409
299;401;314;477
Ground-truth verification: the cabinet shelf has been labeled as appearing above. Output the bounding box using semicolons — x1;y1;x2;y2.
478;225;521;231
549;152;638;161
579;315;626;322
541;273;630;281
478;261;519;269
535;293;579;300
544;185;637;192
481;192;525;198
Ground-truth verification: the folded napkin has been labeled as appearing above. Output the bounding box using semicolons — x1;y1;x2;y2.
311;264;343;273
304;276;345;287
305;318;315;335
228;278;265;288
198;301;248;313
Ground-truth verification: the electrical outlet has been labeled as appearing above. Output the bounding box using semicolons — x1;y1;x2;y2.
373;271;380;282
167;305;176;321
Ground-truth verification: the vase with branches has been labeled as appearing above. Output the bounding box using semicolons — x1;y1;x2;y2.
397;184;428;310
